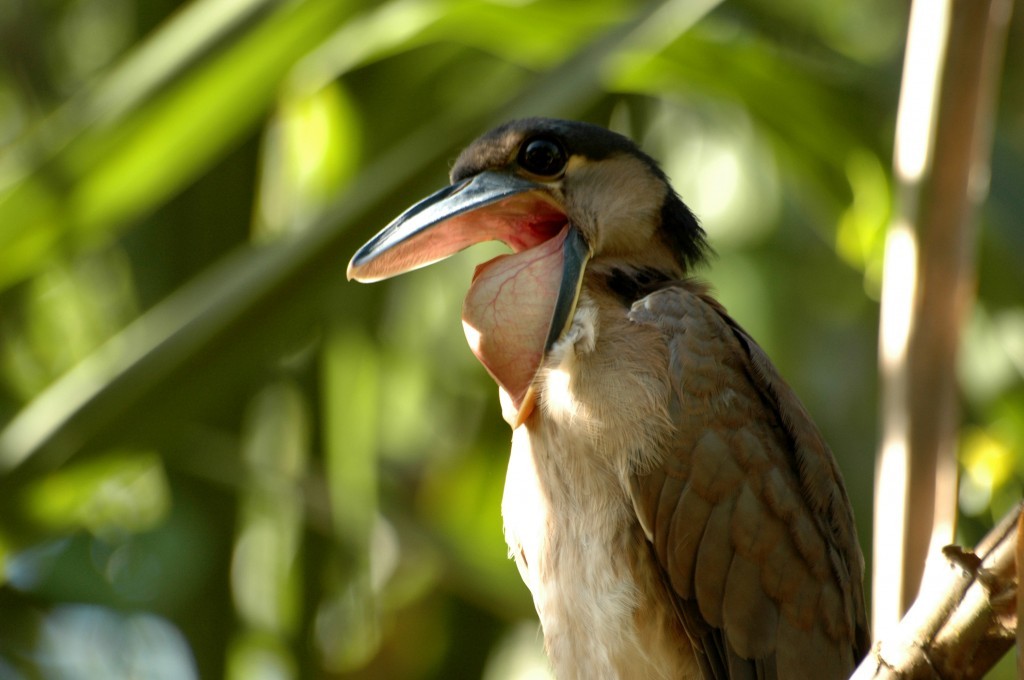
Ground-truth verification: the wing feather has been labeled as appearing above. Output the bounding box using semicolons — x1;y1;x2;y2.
664;481;712;598
694;497;736;627
626;282;868;679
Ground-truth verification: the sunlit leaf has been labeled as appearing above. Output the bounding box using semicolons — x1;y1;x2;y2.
255;81;361;239
22;450;169;537
226;630;296;680
1;251;137;399
0;0;352;291
834;148;891;294
232;381;308;634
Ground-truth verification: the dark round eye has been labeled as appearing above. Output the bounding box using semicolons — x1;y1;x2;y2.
517;136;567;177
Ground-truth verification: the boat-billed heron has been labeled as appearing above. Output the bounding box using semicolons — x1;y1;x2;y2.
348;118;868;679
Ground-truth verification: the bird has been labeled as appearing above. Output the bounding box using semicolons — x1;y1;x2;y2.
347;118;869;679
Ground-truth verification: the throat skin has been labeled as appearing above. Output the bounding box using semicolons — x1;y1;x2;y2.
499;279;700;680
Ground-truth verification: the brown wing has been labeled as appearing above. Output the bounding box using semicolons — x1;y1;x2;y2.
626;282;869;679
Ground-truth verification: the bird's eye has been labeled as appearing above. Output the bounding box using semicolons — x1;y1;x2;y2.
517;137;567;177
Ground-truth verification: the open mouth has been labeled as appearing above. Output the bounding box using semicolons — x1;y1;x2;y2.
467;193;567;283
347;174;567;284
479;193;568;254
347;170;589;426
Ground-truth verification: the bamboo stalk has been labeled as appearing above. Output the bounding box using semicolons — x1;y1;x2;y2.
873;0;1014;641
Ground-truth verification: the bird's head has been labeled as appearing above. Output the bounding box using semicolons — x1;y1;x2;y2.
348;118;707;424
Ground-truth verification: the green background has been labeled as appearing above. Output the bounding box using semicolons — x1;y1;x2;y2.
0;0;1022;677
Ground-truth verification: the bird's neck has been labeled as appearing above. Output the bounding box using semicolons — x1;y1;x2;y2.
526;280;677;478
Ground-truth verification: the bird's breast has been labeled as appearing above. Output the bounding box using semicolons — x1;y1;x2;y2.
500;292;697;679
502;423;694;680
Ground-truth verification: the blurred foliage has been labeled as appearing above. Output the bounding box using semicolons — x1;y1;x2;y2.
0;0;1022;678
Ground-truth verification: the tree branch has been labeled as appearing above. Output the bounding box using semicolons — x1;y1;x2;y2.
853;503;1020;679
